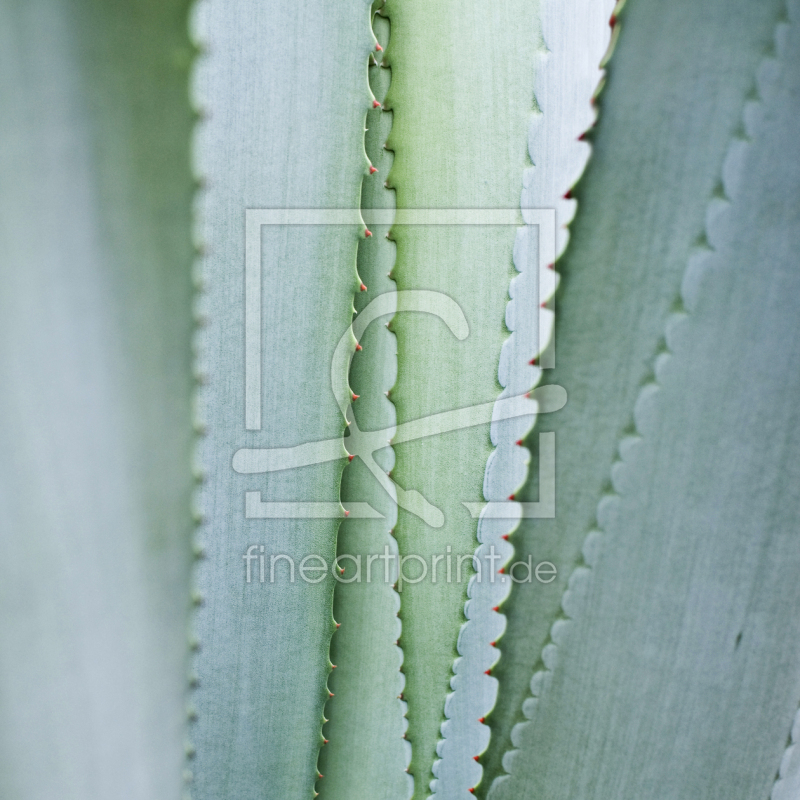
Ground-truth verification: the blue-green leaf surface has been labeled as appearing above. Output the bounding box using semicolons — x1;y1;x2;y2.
481;0;789;790
189;1;374;797
491;3;800;798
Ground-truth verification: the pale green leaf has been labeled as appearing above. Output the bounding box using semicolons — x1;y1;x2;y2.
383;0;541;793
0;1;195;798
318;9;413;800
430;0;616;796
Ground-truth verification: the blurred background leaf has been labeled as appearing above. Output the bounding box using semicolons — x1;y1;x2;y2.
0;1;195;798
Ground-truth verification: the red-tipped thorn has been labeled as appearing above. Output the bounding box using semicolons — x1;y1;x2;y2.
365;228;372;237
492;606;499;612
331;664;337;668
529;358;537;365
360;282;368;291
348;454;354;461
484;669;492;675
328;692;334;697
372;100;381;108
352;393;360;400
516;439;523;446
319;773;324;778
501;534;509;540
323;739;329;744
564;189;573;200
540;302;547;308
508;494;515;501
499;567;505;574
469;789;475;794
376;43;383;51
355;343;362;351
473;755;480;762
609;14;617;26
369;165;378;174
344;510;350;517
547;262;555;270
336;622;341;628
490;641;496;647
478;717;485;724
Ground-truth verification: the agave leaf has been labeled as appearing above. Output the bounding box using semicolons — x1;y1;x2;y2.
490;3;800;799
0;1;194;797
383;0;543;794
429;0;616;796
189;0;375;797
481;0;789;791
318;9;413;800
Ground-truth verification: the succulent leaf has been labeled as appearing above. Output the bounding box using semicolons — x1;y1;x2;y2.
0;0;195;796
190;0;373;797
318;8;413;800
384;0;541;794
489;2;800;798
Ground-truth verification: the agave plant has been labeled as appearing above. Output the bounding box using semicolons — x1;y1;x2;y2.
2;0;800;798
